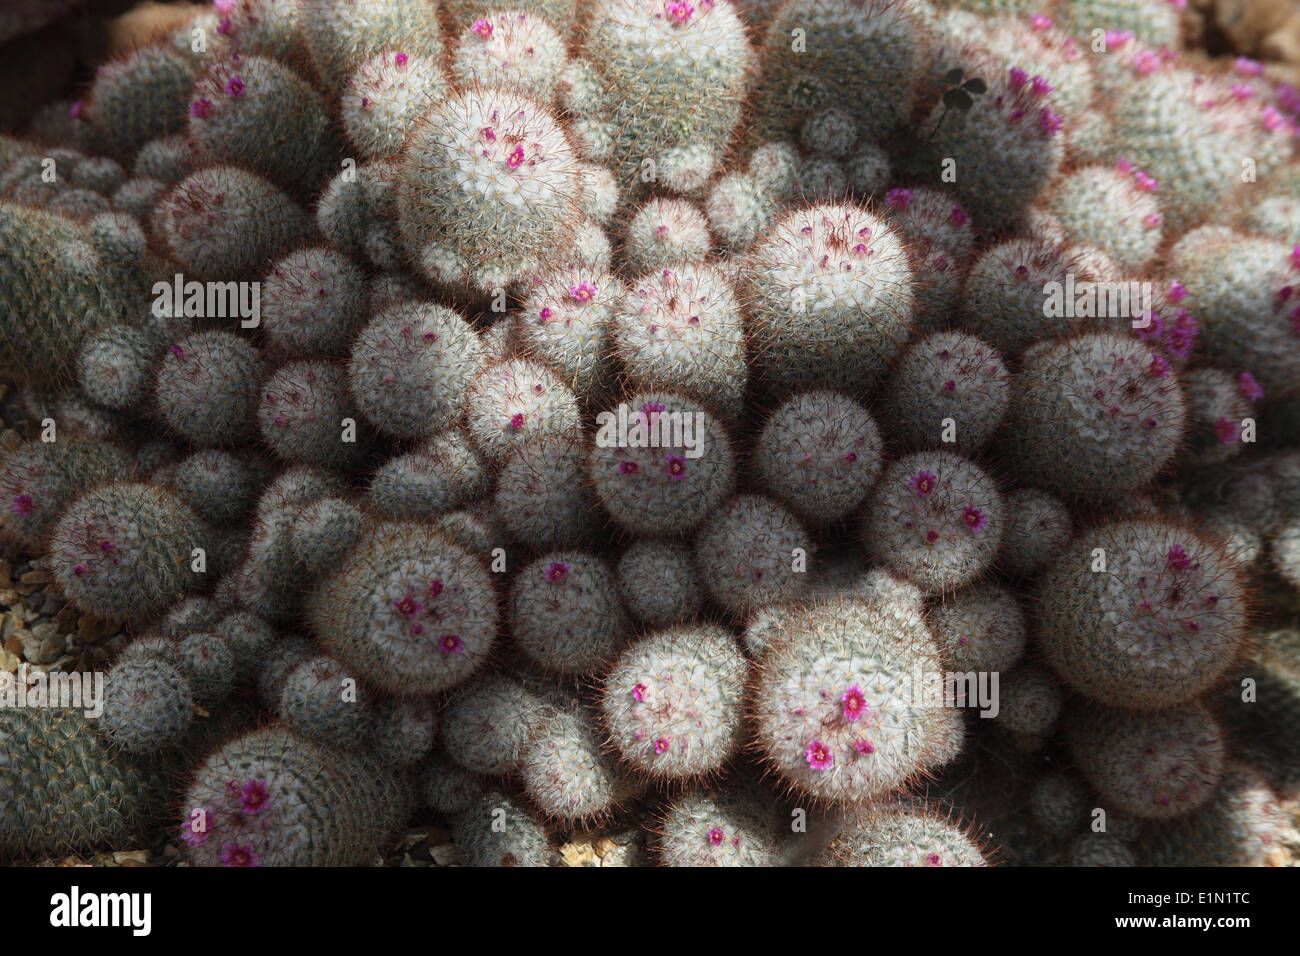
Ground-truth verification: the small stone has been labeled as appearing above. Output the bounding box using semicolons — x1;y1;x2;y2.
560;841;599;867
1;611;18;640
0;559;10;589
38;594;63;616
113;850;149;865
429;843;461;866
595;837;618;857
31;621;59;641
54;604;76;635
6;631;27;659
20;569;51;586
2;649;21;672
0;589;19;607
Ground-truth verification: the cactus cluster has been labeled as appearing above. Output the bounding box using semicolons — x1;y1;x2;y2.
0;0;1297;869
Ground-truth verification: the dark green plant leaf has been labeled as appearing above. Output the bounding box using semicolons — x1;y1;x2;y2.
943;88;974;111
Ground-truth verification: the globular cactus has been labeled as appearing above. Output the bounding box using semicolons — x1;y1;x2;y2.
1069;832;1138;867
347;301;486;440
368;428;489;521
1137;763;1287;866
301;0;444;92
76;325;154;411
493;434;598;549
1041;163;1162;273
422;754;486;817
163;450;263;527
989;664;1063;750
305;522;500;696
259;246;367;360
0;438;131;553
521;701;638;823
573;0;754;194
930;583;1027;674
371;697;439;767
0;203;128;390
881;332;1010;452
744;203;915;397
394;87;583;290
451;11;568;103
753;390;883;527
188;55;335;194
862;451;1005;595
1068;704;1227;822
154;166;308;280
1242;194;1300;246
48;481;203;620
153;331;263;446
177;630;238;707
751;0;927;148
220;609;278;681
998;488;1072;577
257;360;363;468
509;551;630;674
1035;518;1249;710
441;673;551;776
451;790;551;866
615;539;703;628
98;655;196;754
918;44;1066;231
1169;228;1300;401
278;654;372;752
1005;333;1187;501
464;358;582;464
180;726;411;866
818;803;988;867
600;623;748;781
84;45;198;162
624;198;713;273
588;390;737;537
692;494;813;617
1178;367;1256;467
751;595;966;805
653;785;786;866
211;0;309;65
514;265;620;399
341;51;449;161
133;135;192;185
0;709;165;859
1029;771;1089;837
611;264;748;410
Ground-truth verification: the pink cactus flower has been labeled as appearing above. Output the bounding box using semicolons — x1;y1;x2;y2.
841;685;868;722
191;98;214;118
707;827;724;846
949;205;967;226
509;412;525;430
220;842;262;867
1148;354;1171;379
666;0;694;23
854;739;875;755
240;779;271;815
11;495;33;515
909;470;937;496
805;739;833;769
654;737;671;754
963;507;987;534
568;281;597;302
1214;417;1239;444
226;77;245;97
666;454;687;480
619;460;638;475
507;145;525;168
885;187;914;209
632;683;647;702
472;19;493;38
1167;545;1194;570
1238;371;1264;402
439;634;463;654
546;561;569;582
